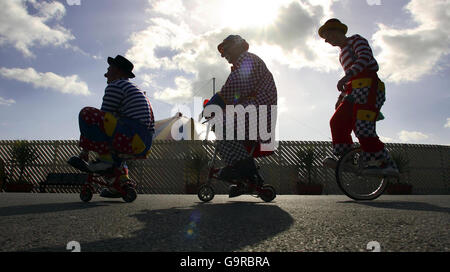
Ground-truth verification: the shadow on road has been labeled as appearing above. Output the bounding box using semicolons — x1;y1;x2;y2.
0;202;108;217
340;201;450;214
34;201;294;251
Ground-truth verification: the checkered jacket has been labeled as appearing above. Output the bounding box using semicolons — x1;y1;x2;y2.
218;52;277;140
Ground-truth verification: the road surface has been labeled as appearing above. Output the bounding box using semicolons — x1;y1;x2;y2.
0;194;448;252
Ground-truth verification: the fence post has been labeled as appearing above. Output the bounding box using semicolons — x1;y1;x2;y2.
439;145;450;194
278;141;283;192
53;141;58;174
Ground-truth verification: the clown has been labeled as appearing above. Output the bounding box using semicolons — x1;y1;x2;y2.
206;35;278;197
318;19;398;176
70;55;155;197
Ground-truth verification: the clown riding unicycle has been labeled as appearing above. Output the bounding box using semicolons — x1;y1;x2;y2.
318;19;399;200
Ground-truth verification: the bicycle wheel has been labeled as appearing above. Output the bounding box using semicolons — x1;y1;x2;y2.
336;148;388;200
122;185;137;203
80;187;93;202
198;184;215;202
259;185;276;202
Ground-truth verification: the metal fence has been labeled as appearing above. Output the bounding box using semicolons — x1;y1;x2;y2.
0;140;449;194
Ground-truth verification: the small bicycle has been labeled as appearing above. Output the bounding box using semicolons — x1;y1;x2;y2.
67;156;138;203
335;147;397;200
196;112;276;203
197;140;277;203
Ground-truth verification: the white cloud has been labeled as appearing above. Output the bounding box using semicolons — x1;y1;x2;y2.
372;0;450;82
0;0;74;57
278;97;288;115
0;67;91;96
66;0;81;6
126;17;194;72
154;76;193;103
140;74;155;89
379;136;395;143
150;0;185;16
445;118;450;128
0;96;16;106
397;130;429;143
30;0;65;22
125;0;337;104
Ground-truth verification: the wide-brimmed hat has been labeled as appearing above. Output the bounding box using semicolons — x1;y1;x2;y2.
318;18;348;39
107;55;135;78
217;35;249;57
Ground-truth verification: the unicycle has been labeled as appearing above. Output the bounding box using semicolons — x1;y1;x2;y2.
335;147;389;201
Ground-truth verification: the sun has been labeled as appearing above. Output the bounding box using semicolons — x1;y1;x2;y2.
219;0;281;29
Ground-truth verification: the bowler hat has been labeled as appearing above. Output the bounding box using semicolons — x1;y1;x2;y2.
107;55;135;78
318;18;348;39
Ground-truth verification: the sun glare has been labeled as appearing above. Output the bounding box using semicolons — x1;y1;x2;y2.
220;0;281;29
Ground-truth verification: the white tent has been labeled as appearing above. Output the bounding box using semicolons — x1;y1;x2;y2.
153;112;216;140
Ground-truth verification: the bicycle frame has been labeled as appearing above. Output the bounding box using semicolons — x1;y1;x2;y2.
81;167;134;197
204;137;266;194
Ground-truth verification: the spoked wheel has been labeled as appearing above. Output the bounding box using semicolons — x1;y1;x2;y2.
198;184;215;202
336;148;388;201
80;187;93;202
122;184;137;203
258;185;276;202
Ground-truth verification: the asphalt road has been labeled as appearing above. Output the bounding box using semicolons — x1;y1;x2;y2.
0;194;448;252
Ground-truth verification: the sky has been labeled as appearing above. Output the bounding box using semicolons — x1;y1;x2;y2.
0;0;449;145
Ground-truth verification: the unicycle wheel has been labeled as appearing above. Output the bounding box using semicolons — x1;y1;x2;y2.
198;184;215;202
80;187;93;202
259;185;276;202
336;147;388;201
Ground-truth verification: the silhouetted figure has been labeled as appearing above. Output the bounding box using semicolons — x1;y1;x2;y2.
318;19;398;176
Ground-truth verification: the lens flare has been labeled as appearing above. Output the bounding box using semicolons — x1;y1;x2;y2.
185;210;201;239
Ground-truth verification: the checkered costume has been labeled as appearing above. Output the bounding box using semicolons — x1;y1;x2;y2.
331;35;395;167
216;51;277;165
